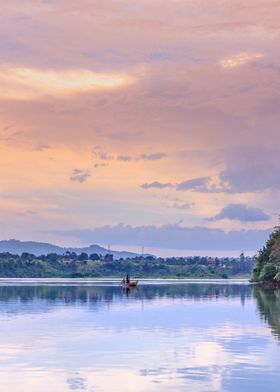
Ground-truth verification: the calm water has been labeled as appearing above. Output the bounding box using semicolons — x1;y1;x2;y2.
0;279;280;392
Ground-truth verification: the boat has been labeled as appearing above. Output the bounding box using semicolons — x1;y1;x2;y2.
121;280;138;289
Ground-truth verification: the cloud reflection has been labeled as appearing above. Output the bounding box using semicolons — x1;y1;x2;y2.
0;283;279;391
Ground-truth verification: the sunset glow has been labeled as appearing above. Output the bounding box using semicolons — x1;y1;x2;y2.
0;0;279;253
219;53;264;69
0;66;135;99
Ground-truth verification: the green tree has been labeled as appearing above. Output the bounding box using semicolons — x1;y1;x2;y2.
252;226;280;285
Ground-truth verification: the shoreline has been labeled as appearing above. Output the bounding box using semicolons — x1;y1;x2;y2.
0;277;251;286
252;280;280;289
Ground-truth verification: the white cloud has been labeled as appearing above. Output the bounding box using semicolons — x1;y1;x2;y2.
0;65;136;100
220;52;264;69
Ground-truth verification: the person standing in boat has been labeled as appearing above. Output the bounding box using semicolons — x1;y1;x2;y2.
126;274;130;284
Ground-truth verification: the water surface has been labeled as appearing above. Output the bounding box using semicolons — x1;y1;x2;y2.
0;280;279;391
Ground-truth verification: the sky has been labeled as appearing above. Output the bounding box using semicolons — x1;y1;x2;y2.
0;0;279;255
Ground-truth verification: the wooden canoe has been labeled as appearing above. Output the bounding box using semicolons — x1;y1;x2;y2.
121;281;138;288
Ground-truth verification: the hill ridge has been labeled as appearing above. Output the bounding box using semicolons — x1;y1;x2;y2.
0;239;141;259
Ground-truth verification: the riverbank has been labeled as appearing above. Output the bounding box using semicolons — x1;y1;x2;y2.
0;252;254;279
251;279;280;289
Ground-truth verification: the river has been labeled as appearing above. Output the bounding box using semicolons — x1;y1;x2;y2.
0;279;279;391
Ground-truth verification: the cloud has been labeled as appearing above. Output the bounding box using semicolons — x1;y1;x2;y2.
220;52;264;69
138;153;167;161
92;149;113;161
140;181;173;189
16;209;37;217
0;65;135;100
94;163;108;169
66;377;87;390
161;195;194;210
169;202;193;210
220;147;280;193
208;204;270;222
1;0;280;243
166;147;280;195
117;155;133;161
117;153;167;162
49;224;272;251
94;150;167;163
70;169;90;183
33;143;50;151
141;176;228;193
176;177;211;191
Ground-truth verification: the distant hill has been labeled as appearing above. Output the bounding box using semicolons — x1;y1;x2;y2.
0;239;142;260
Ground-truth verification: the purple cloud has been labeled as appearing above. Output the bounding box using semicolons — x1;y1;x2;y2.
176;177;211;191
220;147;280;193
139;153;167;161
117;153;167;162
141;181;173;189
208;203;270;222
117;155;133;161
50;223;272;251
70;169;90;183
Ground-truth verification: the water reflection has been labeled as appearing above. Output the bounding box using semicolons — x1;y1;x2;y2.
254;287;280;339
0;283;252;312
0;282;279;392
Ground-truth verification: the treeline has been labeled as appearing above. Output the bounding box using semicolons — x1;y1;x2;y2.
252;226;280;287
0;251;255;278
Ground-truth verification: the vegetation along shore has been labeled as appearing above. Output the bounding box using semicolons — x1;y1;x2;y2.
1;226;280;283
0;251;254;279
252;226;280;288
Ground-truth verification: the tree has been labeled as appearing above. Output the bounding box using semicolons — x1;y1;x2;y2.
104;254;114;262
78;252;88;262
259;263;277;281
46;253;60;262
21;252;35;260
89;253;100;261
252;226;280;284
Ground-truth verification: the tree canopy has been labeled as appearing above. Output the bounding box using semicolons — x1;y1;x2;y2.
0;252;254;278
252;226;280;285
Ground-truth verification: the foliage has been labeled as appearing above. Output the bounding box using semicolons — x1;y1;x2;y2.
0;251;255;278
252;226;280;285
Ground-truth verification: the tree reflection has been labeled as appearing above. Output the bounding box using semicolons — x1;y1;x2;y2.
0;283;252;315
254;287;280;339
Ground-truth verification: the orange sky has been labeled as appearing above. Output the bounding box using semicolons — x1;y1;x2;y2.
0;0;279;253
